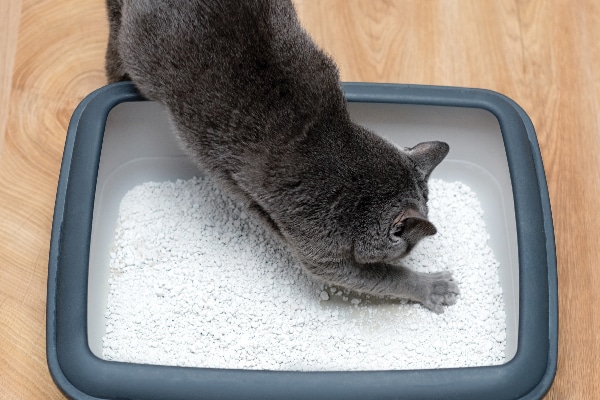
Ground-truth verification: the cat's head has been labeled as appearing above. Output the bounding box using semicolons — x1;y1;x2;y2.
353;141;449;264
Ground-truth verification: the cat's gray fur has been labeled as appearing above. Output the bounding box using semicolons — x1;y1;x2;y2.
105;0;459;313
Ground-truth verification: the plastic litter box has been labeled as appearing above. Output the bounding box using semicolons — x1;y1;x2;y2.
47;82;557;400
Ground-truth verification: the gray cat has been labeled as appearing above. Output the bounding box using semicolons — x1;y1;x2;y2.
105;0;459;313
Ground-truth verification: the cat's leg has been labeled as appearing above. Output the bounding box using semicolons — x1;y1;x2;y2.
105;0;131;82
211;172;285;240
302;260;459;314
246;202;284;239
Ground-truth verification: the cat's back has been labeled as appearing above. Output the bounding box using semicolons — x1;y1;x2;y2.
121;0;280;61
118;0;341;116
119;0;279;85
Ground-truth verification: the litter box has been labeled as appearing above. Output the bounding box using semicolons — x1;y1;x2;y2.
47;82;557;400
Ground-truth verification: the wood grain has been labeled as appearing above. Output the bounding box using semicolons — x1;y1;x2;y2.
0;0;22;157
1;0;598;398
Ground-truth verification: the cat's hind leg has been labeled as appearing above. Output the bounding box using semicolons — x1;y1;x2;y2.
105;0;130;82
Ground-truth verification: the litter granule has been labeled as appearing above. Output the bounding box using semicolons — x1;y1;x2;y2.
102;177;507;370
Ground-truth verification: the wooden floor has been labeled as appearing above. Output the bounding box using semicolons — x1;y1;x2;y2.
1;0;598;398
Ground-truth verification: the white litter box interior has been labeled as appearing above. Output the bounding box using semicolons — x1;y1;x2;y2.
87;101;519;365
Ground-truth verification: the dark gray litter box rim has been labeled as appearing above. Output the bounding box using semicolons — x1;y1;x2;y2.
47;81;557;400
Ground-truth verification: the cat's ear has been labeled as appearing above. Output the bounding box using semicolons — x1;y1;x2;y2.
406;141;449;179
390;208;437;242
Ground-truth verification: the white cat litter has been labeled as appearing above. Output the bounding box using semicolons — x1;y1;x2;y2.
102;177;506;370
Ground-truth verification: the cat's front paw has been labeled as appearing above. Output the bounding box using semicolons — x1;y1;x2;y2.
420;272;459;314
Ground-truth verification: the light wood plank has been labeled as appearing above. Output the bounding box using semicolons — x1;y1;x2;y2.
0;0;107;398
0;298;64;399
0;0;22;157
